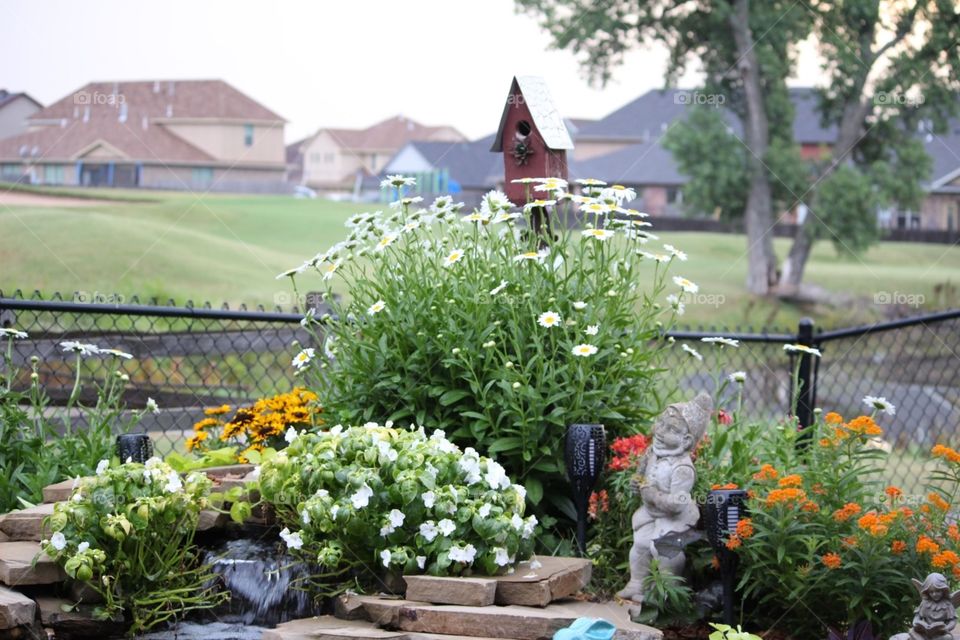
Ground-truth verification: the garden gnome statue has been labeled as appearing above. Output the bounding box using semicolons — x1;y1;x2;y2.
890;573;960;640
617;392;712;604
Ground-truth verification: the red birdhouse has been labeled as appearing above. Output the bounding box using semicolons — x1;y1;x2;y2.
491;76;573;205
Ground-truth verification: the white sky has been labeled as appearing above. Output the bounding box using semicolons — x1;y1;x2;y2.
2;0;823;142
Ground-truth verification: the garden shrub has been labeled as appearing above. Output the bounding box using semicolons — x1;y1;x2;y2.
284;177;689;523
697;403;960;637
42;458;227;634
258;423;537;586
0;331;151;512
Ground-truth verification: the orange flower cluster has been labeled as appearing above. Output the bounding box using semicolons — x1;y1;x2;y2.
931;550;960;569
608;434;649;472
187;387;323;458
885;486;902;501
891;540;907;554
753;464;779;481
927;492;950;511
824;412;844;425
818;414;884;448
833;503;862;522
857;511;898;537
932;444;960;464
916;535;940;554
725;517;756;550
821;553;842;569
712;483;739;490
778;474;803;488
845;416;882;437
949;525;960;542
765;488;807;508
587;490;609;521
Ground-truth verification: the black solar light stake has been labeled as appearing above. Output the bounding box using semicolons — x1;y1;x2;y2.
705;488;749;625
116;433;153;464
564;423;606;557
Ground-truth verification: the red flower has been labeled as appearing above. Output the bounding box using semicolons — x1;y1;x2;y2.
608;434;649;472
717;409;732;425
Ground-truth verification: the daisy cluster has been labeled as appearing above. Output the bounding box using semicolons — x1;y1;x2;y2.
259;423;538;577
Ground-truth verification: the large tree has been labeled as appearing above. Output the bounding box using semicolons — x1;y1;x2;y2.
517;0;960;296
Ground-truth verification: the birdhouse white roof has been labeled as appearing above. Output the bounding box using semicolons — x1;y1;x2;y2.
491;76;574;152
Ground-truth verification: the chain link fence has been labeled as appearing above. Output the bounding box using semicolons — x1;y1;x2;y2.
1;291;957;488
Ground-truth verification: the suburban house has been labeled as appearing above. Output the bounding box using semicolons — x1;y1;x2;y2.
288;115;466;194
905;123;960;231
379;135;500;205
0;80;287;191
0;90;42;140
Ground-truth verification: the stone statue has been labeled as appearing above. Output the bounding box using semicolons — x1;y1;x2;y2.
617;392;712;604
890;573;960;640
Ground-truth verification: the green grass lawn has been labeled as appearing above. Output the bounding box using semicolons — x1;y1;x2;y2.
1;187;958;328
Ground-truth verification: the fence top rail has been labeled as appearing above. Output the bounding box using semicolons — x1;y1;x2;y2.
0;297;305;323
816;308;960;342
664;329;796;343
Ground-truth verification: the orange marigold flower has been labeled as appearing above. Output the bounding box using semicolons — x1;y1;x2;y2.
824;412;844;424
712;483;739;490
885;486;903;500
932;550;960;569
833;503;862;522
726;535;742;550
204;404;232;416
846;415;882;436
916;535;940;554
927;493;950;511
801;500;821;513
821;553;842;569
735;518;754;539
932;444;960;464
778;474;803;488
753;464;779;481
948;525;960;542
765;488;807;508
891;540;907;554
857;512;880;531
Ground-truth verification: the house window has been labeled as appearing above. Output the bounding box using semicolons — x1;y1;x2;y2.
243;124;254;147
192;167;214;186
324;153;334;163
0;163;21;178
43;165;64;185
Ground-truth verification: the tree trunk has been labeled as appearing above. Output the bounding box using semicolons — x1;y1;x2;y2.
729;0;777;295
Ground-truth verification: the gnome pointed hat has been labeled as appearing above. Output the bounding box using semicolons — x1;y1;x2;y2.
679;391;713;443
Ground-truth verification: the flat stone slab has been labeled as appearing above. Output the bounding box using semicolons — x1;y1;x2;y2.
197;509;229;532
492;557;592;607
339;595;660;640
43;478;84;503
264;616;408;640
404;576;497;607
0;542;65;586
0;586;35;629
202;464;255;479
0;503;56;542
34;596;113;636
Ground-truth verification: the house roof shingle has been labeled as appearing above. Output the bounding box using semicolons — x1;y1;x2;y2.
401;135;501;189
571;141;686;186
316;115;466;152
0;79;283;164
0;90;42;111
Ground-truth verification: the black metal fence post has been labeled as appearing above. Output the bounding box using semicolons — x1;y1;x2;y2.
795;318;817;444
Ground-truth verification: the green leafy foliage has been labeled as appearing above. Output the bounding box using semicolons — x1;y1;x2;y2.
42;459;227;634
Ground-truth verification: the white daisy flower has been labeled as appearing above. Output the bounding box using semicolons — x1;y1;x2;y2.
638;250;670;263
681;344;703;361
374;234;398;252
572;301;587;310
292;348;315;370
490;280;508;296
513;250;548;263
483;190;515;210
60;341;101;356
666;293;685;316
729;371;747;384
510;177;540;184
381;175;416;189
533;178;568;192
0;328;28;339
581;202;612;215
523;199;556;211
443;249;465;267
673;276;699;293
582;228;615;241
602;185;637;202
145;397;160;414
321;262;341;280
585;324;599;336
493;210;523;223
702;337;740;348
537;311;562;328
783;343;822;357
99;348;133;360
575;178;606;186
572;343;598;357
663;244;688;261
275;263;309;280
367;300;386;315
863;395;896;416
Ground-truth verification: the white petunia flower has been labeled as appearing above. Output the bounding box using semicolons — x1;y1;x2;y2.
437;519;456;537
448;543;477;564
51;532;67;551
96;460;109;476
484;460;511;490
494;547;512;566
511;513;524;531
388;509;405;529
77;541;90;553
280;528;304;550
422;491;436;508
537;311;561;328
416;555;427;570
863;395;896;416
350;484;374;509
380;549;392;567
163;471;183;493
419;521;439;542
585;324;599;336
285;427;299;444
478;503;492;518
